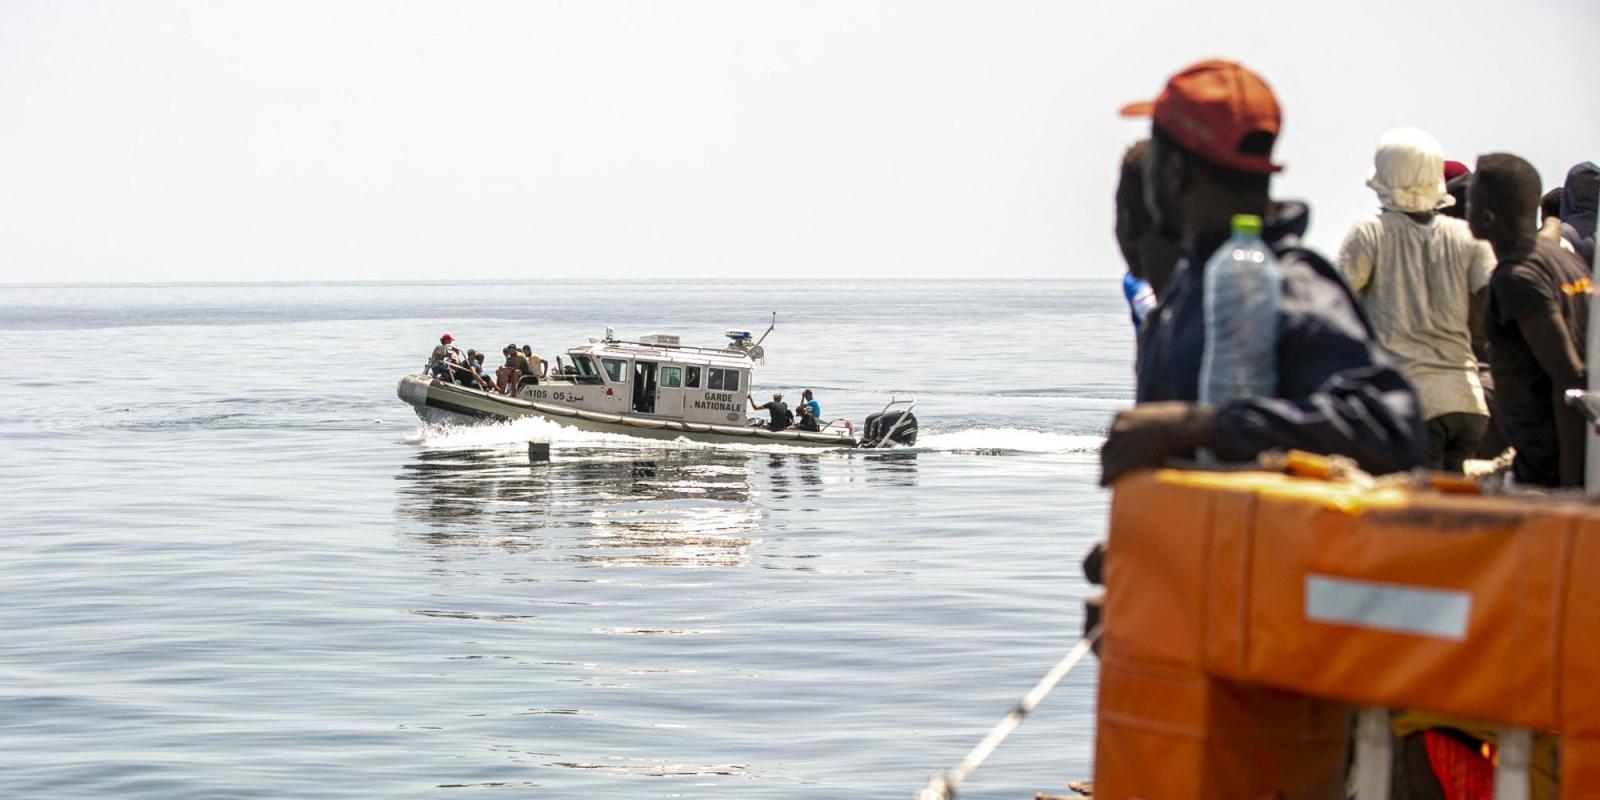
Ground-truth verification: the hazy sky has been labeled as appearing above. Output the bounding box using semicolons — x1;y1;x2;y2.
2;1;1596;283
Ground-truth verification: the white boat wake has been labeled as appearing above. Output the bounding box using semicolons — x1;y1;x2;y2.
407;417;1102;455
912;428;1103;454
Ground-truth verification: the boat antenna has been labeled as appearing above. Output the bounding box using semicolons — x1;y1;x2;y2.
754;312;776;348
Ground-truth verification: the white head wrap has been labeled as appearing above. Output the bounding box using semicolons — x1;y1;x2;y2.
1366;127;1454;213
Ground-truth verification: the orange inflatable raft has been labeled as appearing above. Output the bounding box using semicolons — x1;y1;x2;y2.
1095;462;1597;799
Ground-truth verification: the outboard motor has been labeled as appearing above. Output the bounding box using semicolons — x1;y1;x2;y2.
860;410;918;448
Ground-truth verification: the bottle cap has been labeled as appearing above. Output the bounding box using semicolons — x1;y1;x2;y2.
1231;214;1263;237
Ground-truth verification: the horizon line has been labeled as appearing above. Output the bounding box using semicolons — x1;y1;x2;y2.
0;276;1110;289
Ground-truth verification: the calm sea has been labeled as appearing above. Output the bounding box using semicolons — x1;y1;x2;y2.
0;280;1132;799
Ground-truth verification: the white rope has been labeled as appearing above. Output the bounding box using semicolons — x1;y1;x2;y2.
917;626;1102;800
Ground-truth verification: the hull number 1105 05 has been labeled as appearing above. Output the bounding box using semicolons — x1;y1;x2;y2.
527;389;575;403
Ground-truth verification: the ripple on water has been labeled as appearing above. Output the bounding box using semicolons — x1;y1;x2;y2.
4;281;1119;799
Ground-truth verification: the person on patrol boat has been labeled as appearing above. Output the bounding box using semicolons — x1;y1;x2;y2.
749;392;794;431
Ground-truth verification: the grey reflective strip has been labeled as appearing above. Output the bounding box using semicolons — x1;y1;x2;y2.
1304;575;1472;641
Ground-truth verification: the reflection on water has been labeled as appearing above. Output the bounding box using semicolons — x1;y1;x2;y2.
762;452;824;500
862;450;920;488
396;444;761;568
385;441;934;792
397;448;548;523
395;442;920;569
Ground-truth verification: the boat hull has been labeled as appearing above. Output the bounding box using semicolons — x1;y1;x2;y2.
397;375;858;448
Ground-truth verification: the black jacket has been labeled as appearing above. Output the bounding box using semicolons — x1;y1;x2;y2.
1561;161;1599;267
1135;202;1427;475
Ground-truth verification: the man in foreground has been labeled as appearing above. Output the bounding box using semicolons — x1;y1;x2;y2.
1336;127;1496;472
1469;154;1590;488
1100;60;1425;484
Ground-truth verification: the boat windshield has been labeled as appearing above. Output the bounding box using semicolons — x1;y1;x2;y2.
570;354;604;385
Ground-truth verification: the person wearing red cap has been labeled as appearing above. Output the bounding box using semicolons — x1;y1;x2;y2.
427;333;463;382
1443;173;1473;222
1099;60;1425;484
1441;161;1473;222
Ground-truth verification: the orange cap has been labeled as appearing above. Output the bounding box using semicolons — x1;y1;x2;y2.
1120;60;1283;175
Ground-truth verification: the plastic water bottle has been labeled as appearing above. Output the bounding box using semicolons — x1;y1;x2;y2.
1199;214;1280;411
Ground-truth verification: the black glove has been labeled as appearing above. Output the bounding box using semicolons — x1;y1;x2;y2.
1099;402;1218;486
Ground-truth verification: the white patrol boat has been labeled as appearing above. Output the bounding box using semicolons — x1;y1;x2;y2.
396;320;918;449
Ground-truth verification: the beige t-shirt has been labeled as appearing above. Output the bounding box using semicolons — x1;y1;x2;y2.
1337;211;1495;419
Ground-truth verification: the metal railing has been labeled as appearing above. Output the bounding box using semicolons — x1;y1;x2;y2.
1352;707;1531;800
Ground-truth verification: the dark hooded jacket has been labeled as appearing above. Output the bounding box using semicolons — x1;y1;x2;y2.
1443;173;1472;221
1561;161;1599;267
1135;201;1427;475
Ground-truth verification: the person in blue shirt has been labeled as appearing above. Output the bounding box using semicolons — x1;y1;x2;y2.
795;402;821;432
800;389;821;421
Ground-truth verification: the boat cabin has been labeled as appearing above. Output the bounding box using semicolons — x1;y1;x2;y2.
521;332;757;425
